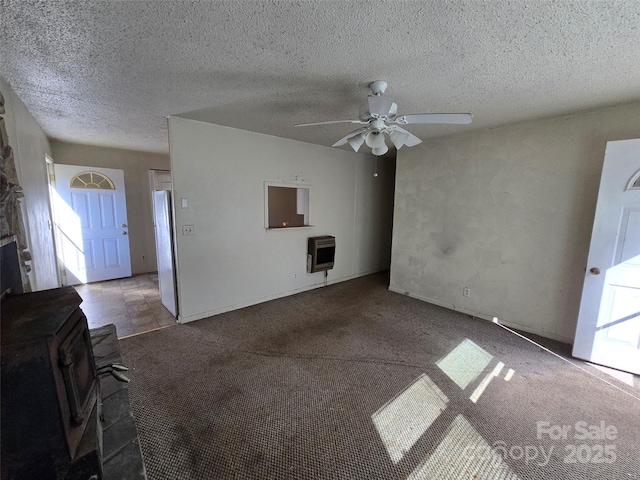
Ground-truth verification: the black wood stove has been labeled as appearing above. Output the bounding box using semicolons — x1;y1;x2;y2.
1;287;146;480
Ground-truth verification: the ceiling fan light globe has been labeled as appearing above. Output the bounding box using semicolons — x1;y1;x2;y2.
365;131;385;148
390;130;410;150
372;144;388;156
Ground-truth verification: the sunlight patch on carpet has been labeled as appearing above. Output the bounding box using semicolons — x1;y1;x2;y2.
408;414;521;480
436;338;493;390
372;374;448;464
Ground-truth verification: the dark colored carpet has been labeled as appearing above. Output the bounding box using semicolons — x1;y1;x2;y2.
120;272;640;479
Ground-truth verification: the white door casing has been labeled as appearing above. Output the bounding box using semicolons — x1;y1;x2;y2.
54;164;132;284
573;139;640;374
149;169;172;192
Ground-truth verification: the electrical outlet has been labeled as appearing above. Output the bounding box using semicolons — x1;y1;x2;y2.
141;255;146;260
463;287;470;297
182;225;195;235
293;273;297;279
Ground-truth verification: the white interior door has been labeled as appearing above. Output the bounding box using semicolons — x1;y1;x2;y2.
573;139;640;374
153;191;177;316
53;164;132;284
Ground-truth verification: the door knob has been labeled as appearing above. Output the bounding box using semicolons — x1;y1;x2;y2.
590;267;601;275
121;231;128;235
121;223;127;228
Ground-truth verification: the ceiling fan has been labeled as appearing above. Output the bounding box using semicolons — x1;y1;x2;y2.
295;80;472;155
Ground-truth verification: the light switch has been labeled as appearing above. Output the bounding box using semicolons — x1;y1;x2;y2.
181;198;189;209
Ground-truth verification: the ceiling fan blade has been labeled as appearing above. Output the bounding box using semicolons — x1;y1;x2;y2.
367;96;395;118
332;127;370;147
393;113;473;125
390;127;422;147
295;119;367;127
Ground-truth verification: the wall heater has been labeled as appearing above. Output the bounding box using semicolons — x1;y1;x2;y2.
308;236;335;273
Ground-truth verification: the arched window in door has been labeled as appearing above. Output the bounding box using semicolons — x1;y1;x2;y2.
626;169;640;190
69;171;115;190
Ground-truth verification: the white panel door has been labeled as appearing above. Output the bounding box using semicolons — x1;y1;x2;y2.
53;164;132;284
153;190;177;316
573;139;640;374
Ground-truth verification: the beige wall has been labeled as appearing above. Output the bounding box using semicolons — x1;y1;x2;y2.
1;75;58;290
169;116;395;322
50;141;170;275
390;101;640;342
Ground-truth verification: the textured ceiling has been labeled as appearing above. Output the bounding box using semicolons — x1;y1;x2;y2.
1;0;639;154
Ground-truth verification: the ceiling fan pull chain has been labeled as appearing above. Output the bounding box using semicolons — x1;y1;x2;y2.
374;156;379;177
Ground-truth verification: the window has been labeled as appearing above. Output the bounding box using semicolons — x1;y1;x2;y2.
628;170;640;190
264;183;310;229
70;171;115;190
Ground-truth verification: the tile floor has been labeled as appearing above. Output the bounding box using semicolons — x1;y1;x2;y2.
74;273;177;338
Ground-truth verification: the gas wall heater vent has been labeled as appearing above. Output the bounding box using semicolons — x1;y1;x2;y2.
307;236;335;273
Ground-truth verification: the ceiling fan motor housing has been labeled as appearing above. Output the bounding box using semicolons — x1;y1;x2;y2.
370;119;386;132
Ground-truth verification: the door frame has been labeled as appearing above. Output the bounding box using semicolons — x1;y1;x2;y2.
45;155;65;286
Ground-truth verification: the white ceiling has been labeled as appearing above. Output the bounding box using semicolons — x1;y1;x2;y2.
1;1;639;154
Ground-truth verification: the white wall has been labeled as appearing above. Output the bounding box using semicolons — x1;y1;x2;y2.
1;75;58;290
390;101;640;343
50;141;170;275
169;116;395;322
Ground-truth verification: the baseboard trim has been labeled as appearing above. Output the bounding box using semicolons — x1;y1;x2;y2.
178;269;386;324
388;285;573;344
